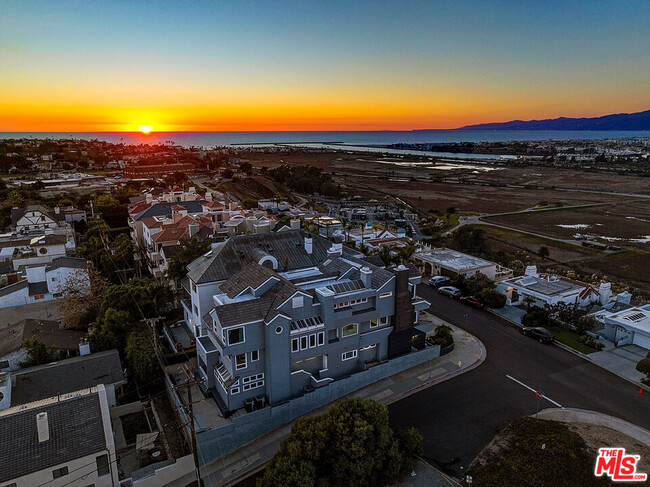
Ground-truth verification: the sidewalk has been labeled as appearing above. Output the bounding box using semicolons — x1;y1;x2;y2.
170;315;485;487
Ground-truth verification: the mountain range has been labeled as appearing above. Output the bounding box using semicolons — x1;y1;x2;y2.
454;109;650;131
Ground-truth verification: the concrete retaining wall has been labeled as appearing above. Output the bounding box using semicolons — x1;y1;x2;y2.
537;408;650;446
196;344;441;465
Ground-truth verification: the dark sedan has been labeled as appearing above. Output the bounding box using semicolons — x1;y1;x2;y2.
521;327;555;343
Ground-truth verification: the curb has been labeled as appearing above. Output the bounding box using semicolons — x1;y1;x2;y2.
487;307;650;392
398;338;487;400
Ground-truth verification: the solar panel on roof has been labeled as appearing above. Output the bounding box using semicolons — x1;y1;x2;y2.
328;279;365;294
626;313;646;322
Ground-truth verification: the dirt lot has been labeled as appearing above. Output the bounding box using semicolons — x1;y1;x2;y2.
482;226;650;297
483;201;650;250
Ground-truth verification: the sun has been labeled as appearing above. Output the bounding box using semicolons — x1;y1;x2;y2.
138;124;154;134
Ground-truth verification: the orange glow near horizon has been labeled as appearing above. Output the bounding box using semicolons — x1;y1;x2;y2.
138;124;154;134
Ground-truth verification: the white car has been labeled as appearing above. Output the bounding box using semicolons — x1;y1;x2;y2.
438;286;461;298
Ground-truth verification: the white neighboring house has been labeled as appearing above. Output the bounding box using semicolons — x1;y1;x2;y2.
497;266;606;308
0;384;119;487
592;301;650;349
11;234;68;270
0;257;89;309
414;247;513;281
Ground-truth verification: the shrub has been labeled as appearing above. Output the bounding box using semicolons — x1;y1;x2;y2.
479;289;507;309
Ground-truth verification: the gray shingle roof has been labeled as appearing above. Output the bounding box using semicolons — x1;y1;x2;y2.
28;281;49;296
133;201;206;221
0;279;28;298
11;349;125;406
0;393;107;483
11;205;63;228
219;262;277;299
45;256;88;271
213;263;302;326
187;230;333;284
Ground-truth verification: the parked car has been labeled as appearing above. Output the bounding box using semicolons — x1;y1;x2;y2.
460;296;483;309
429;275;451;287
438;286;461;298
521;327;554;343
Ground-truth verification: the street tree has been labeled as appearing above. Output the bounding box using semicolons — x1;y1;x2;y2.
258;398;423;487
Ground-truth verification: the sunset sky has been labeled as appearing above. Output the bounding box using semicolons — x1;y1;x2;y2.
1;0;648;132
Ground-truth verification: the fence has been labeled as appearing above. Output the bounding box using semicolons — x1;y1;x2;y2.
195;343;441;465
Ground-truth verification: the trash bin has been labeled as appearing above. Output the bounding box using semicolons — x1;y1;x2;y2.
255;395;266;409
244;397;255;412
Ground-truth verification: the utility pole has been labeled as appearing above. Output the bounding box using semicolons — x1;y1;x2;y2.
174;365;205;485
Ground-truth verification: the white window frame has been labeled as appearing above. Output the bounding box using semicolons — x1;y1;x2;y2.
341;350;358;361
379;316;389;326
300;336;308;350
309;334;316;348
251;349;259;362
235;353;247;370
317;331;325;346
292;296;304;308
370;318;378;328
342;323;358;337
292;338;299;352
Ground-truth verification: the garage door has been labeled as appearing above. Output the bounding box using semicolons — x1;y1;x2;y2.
633;332;650;350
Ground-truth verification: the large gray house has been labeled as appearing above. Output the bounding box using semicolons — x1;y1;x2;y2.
185;231;429;413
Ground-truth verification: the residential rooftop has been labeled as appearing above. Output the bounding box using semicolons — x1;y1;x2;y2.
0;387;107;484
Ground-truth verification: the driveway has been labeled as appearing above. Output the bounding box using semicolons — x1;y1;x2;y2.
589;344;647;385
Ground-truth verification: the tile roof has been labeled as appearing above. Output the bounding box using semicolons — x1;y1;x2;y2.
11;350;124;406
0;393;107;483
187;230;333;284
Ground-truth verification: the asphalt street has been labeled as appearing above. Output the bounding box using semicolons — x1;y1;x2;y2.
389;286;650;476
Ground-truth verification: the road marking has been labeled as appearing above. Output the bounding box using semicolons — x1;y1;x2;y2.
506;375;564;408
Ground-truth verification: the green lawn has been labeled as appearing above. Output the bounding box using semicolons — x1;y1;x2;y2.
549;326;598;354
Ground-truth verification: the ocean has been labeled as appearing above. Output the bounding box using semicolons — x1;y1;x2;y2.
1;130;648;149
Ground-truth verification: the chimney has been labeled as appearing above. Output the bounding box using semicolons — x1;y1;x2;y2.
360;266;372;288
327;242;343;258
524;265;538;277
189;222;199;237
54;206;60;215
599;282;611;305
145;193;153;204
304;236;313;255
37;412;49;443
79;338;91;356
206;191;213;202
290;219;301;230
393;265;415;332
616;291;632;305
0;373;11;411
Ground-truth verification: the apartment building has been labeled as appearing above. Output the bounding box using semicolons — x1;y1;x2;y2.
188;231;429;413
